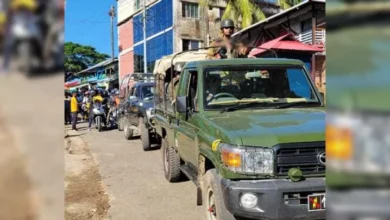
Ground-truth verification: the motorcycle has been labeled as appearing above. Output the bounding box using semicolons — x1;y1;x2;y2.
11;9;41;75
92;101;106;132
11;7;63;75
106;103;118;129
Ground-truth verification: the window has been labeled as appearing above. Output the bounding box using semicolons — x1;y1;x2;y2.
202;66;320;110
135;0;141;10
186;70;198;111
182;2;199;18
301;19;312;32
219;8;225;19
182;39;200;51
140;85;155;101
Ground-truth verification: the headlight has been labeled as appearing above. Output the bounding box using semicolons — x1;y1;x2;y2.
220;143;274;175
327;111;390;174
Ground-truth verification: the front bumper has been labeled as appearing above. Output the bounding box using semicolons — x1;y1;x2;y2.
221;177;325;220
327;189;390;220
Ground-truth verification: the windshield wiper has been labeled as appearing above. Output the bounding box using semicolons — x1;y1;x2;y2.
274;101;320;109
219;102;273;113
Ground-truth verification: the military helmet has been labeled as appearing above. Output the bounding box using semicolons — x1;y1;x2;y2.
220;19;234;29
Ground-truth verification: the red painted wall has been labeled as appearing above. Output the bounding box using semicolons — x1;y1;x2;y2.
118;19;134;80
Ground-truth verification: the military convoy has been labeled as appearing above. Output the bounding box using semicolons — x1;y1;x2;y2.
142;49;326;220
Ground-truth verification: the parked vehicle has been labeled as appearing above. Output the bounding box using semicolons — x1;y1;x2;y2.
117;72;154;132
92;101;106;132
120;80;159;150
153;51;326;220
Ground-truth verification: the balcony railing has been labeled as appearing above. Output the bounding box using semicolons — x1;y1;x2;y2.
295;28;325;45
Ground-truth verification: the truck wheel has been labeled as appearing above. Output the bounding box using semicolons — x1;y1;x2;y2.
140;119;152;151
118;117;124;131
204;169;236;220
124;119;133;140
162;138;181;182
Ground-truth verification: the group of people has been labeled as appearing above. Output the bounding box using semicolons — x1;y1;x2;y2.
64;88;120;131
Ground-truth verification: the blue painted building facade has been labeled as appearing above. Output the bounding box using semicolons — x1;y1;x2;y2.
133;0;174;73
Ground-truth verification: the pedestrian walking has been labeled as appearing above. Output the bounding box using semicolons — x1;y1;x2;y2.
82;91;90;121
64;92;71;125
70;91;78;130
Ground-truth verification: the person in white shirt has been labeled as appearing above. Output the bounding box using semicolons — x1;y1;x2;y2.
82;91;90;121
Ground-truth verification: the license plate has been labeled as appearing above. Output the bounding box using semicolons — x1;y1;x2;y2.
308;193;325;212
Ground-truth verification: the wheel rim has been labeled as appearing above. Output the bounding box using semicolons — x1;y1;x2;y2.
164;144;169;173
207;188;217;220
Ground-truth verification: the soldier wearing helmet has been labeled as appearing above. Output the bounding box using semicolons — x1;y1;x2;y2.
207;19;237;59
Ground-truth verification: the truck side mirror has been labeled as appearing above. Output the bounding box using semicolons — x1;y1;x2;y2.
176;96;187;113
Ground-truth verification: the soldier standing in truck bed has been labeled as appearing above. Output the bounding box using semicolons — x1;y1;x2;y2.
207;19;237;59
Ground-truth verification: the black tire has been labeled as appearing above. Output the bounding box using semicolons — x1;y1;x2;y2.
123;118;133;140
162;137;181;182
203;169;236;220
96;116;103;132
140;118;152;151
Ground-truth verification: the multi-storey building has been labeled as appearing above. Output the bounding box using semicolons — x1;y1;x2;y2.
117;0;228;80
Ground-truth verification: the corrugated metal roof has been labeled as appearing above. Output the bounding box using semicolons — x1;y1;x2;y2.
249;33;324;56
76;58;118;75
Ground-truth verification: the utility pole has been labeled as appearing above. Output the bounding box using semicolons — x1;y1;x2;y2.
109;5;116;61
142;0;147;73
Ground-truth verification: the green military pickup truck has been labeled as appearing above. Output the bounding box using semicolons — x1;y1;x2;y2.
153;55;326;220
327;2;390;219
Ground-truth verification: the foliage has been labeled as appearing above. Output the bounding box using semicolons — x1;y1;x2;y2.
65;42;110;73
200;0;303;28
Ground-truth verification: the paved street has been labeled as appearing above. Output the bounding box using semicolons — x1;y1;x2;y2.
76;122;204;220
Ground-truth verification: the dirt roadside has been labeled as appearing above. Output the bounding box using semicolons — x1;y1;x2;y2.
0;113;37;220
65;129;110;220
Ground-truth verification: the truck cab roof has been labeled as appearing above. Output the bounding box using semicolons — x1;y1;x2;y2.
183;58;305;69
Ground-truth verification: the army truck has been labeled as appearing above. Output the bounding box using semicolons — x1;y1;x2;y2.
153;51;326;220
327;2;390;219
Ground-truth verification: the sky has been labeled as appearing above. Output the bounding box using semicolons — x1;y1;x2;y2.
65;0;118;57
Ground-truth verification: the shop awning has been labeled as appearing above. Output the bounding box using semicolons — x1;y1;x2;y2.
249;33;324;56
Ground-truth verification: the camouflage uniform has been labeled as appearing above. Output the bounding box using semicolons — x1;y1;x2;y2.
207;19;238;59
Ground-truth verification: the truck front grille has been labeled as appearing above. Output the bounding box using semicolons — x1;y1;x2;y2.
274;142;325;175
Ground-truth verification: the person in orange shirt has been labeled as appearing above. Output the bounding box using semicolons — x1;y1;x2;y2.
70;91;78;130
114;90;120;106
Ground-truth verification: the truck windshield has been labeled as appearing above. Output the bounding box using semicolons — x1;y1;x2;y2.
203;66;321;110
141;85;155;101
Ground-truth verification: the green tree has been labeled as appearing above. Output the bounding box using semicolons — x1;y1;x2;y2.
200;0;302;28
65;42;110;73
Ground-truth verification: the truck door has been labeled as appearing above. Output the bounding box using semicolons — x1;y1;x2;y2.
175;68;200;169
128;85;139;125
